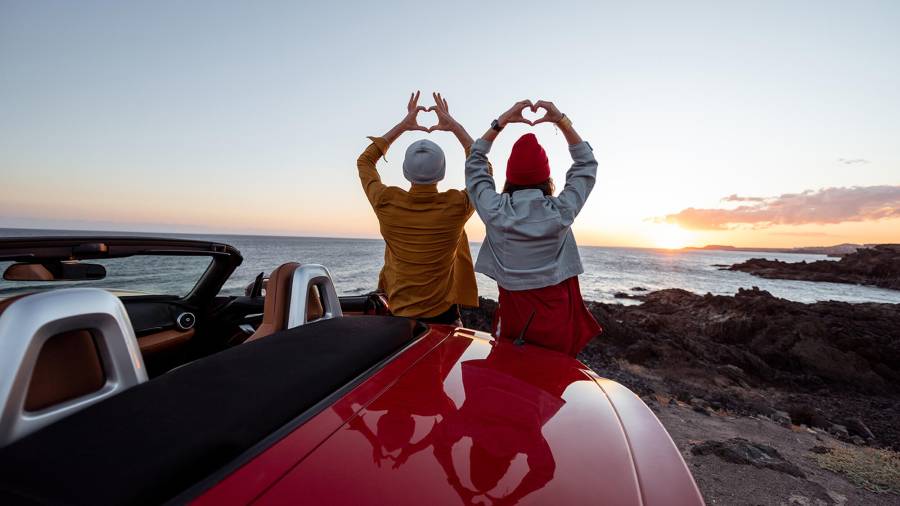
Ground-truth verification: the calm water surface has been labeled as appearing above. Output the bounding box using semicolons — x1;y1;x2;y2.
3;228;900;305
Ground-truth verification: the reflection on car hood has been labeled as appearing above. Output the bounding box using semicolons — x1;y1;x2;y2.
252;330;703;506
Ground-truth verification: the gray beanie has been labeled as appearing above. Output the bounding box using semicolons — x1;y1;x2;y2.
402;139;446;184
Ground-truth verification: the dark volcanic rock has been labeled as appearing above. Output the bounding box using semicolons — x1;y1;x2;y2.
613;292;643;300
461;297;497;332
771;410;792;427
586;287;900;395
691;438;806;478
828;424;849;439
784;403;831;429
728;244;900;290
845;417;876;441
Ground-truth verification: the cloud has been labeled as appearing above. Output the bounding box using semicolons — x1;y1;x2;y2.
659;185;900;230
722;194;766;203
770;231;833;237
837;158;870;165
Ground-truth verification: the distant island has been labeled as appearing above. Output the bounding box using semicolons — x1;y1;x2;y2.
684;243;870;257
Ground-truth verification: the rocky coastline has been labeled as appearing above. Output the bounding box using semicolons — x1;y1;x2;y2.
727;244;900;291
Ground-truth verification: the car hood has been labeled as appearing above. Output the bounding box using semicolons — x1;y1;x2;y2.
251;329;703;506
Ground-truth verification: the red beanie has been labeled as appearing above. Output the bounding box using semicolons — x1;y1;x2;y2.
506;133;550;185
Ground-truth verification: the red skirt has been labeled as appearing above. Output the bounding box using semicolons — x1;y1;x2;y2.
492;276;602;357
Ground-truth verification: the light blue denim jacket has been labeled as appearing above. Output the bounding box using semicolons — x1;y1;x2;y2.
465;138;598;291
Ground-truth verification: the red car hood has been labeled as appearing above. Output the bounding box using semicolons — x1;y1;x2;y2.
197;328;703;505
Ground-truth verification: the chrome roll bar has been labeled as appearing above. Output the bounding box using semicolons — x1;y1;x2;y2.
0;288;147;446
286;264;343;327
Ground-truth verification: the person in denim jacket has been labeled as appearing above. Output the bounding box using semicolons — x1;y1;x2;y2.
465;100;601;356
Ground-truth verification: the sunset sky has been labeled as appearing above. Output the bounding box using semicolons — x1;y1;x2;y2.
2;1;898;248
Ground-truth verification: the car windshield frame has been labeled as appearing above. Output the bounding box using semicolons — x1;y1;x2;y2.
0;236;243;305
1;254;216;299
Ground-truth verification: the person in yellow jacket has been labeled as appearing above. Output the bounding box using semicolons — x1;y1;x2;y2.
357;91;478;324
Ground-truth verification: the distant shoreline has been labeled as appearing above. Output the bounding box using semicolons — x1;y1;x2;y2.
0;227;860;254
683;244;866;257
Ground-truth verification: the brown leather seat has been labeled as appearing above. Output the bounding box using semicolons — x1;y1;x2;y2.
2;264;54;281
308;285;324;322
25;330;105;411
0;295;105;412
246;263;325;342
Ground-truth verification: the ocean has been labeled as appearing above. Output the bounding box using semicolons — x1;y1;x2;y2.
3;228;900;305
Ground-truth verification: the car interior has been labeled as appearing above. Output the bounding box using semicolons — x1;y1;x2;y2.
0;237;427;504
0;237;394;376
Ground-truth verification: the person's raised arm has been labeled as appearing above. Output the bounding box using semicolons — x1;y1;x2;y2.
532;100;597;223
465;100;533;220
357;91;429;206
532;99;583;145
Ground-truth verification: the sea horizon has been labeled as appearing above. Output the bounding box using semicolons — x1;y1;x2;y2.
3;227;898;306
0;226;846;255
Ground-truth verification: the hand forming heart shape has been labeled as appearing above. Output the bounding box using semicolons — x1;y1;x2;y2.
425;92;459;133
497;99;564;128
401;91;455;133
401;91;434;133
528;100;564;126
498;99;534;127
415;109;439;131
402;92;564;134
521;106;544;125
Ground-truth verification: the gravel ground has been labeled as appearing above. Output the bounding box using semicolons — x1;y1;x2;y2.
648;400;899;505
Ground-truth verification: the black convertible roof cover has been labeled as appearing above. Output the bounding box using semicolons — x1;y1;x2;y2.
0;315;420;506
0;236;242;263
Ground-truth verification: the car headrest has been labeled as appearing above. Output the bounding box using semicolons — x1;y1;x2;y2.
247;263;343;342
0;288;147;447
286;264;342;327
249;262;299;341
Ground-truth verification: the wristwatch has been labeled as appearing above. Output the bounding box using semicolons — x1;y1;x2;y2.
491;119;504;132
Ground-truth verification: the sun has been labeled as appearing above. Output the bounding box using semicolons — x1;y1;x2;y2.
654;224;692;250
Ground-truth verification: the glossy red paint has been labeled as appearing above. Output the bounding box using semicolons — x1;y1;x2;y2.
195;327;704;505
192;326;452;506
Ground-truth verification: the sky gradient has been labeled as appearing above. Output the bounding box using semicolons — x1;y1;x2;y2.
2;1;899;248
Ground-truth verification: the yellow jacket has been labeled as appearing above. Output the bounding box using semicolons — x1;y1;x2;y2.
357;137;478;318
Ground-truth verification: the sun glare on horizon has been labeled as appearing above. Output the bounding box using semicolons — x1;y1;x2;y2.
654;224;693;250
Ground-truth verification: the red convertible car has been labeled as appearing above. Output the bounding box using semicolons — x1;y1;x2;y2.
0;236;704;505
